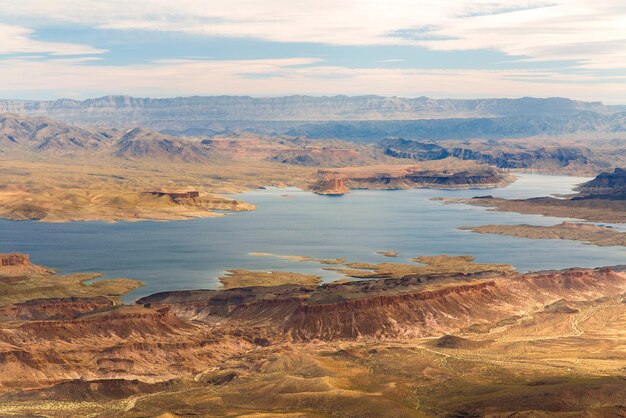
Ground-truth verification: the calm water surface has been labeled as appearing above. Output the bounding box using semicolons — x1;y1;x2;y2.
0;173;624;302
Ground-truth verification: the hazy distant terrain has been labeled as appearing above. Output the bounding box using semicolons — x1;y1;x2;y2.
287;114;626;141
2;95;625;139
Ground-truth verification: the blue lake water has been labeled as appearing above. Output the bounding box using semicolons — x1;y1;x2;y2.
0;173;624;302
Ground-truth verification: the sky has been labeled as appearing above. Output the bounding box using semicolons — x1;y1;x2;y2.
0;0;625;103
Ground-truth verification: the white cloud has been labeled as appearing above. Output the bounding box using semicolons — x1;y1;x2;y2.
1;0;625;70
417;2;626;70
0;24;105;55
0;0;625;101
0;57;624;103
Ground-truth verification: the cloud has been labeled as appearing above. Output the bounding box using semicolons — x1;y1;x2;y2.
1;0;625;71
0;24;105;55
456;2;557;18
0;0;624;101
0;57;624;103
413;2;626;71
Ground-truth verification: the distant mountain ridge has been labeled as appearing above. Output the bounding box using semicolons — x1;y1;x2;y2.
0;113;209;162
2;112;625;173
287;112;626;142
0;95;618;122
1;95;624;139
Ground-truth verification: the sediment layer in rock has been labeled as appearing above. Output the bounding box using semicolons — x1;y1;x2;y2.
1;255;625;417
310;160;514;195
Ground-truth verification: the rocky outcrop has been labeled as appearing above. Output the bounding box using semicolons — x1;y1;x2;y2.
144;190;254;212
259;280;503;340
379;138;450;160
449;146;590;169
147;190;200;200
379;138;591;170
0;296;113;320
0;253;30;268
138;285;315;319
0;305;249;390
137;267;626;341
576;168;626;200
0;254;53;277
200;195;256;211
310;163;513;194
580;168;626;191
310;175;348;195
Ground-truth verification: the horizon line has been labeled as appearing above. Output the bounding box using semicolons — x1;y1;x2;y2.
0;94;615;106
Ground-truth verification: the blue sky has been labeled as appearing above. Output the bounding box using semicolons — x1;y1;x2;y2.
0;0;625;102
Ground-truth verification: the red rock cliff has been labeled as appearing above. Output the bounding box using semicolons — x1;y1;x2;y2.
0;253;53;276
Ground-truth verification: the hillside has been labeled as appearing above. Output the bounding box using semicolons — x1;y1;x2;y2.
0;254;624;416
0;113;108;153
576;168;626;199
377;137;610;173
0;113;219;162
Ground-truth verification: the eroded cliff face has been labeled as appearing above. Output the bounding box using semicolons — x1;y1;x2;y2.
3;266;623;389
381;138;591;169
137;267;626;341
0;253;53;277
310;175;348;195
1;256;625;417
0;296;113;320
0;305;256;390
309;162;514;195
579;168;626;192
576;168;626;200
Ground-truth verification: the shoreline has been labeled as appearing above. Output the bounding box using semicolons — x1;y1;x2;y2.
437;196;626;224
0;177;517;223
460;222;626;247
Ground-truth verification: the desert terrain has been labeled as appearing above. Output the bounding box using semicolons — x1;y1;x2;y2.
2;0;626;411
0;253;624;417
1;97;626;417
0;113;522;222
3;109;626;223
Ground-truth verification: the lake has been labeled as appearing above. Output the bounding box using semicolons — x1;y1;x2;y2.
1;173;624;302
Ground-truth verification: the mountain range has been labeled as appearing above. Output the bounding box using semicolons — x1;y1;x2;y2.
0;113;390;167
287;112;626;142
3;112;625;173
0;113;210;162
1;95;625;140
